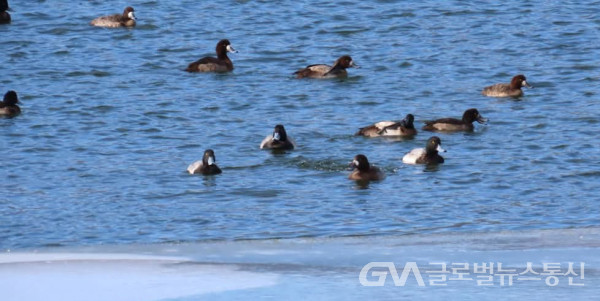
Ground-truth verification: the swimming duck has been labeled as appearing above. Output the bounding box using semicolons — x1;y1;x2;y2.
0;0;11;24
294;55;358;79
356;114;417;137
422;108;487;132
90;6;136;28
185;39;237;73
482;74;532;97
402;136;446;165
0;90;20;116
187;149;222;175
348;154;385;181
260;124;296;150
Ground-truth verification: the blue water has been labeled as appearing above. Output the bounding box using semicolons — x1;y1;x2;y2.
1;0;599;250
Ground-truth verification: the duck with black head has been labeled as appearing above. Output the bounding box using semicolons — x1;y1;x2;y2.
348;154;385;181
90;6;136;28
187;149;222;175
422;108;487;132
402;136;446;165
0;90;21;117
294;55;358;79
260;124;296;150
186;39;237;73
0;0;10;24
356;114;417;137
482;74;532;97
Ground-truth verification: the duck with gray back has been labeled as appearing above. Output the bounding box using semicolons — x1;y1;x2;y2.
423;108;487;132
186;39;237;73
187;149;222;175
0;0;10;24
0;90;20;117
90;6;136;28
294;55;358;79
482;74;532;97
356;114;417;137
260;124;296;150
348;154;385;181
402;136;446;165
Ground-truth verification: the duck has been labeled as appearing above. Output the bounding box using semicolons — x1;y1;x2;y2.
185;39;237;73
294;55;358;79
356;114;417;137
0;0;11;24
482;74;532;97
422;108;487;132
0;90;21;116
348;154;385;181
260;124;296;150
187;149;222;175
90;6;136;28
402;136;446;165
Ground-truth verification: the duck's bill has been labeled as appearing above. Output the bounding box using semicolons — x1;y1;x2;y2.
477;116;488;124
522;80;533;88
437;145;446;153
350;61;360;68
207;156;216;166
226;45;238;53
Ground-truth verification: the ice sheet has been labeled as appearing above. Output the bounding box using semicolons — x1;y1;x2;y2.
0;254;278;301
2;228;599;300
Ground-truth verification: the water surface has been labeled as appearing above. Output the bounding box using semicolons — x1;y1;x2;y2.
1;0;599;250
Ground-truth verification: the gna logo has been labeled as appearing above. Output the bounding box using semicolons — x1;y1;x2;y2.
359;262;425;286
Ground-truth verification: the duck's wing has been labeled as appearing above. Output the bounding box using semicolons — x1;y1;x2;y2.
356;121;396;136
207;164;222;175
259;135;273;149
424;118;463;125
185;57;223;72
482;83;511;96
380;121;417;136
373;121;397;129
371;166;386;180
187;160;204;174
323;65;347;77
423;118;464;131
194;57;220;65
287;136;298;149
303;64;331;73
294;64;331;78
402;148;425;164
355;124;379;136
90;13;123;27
